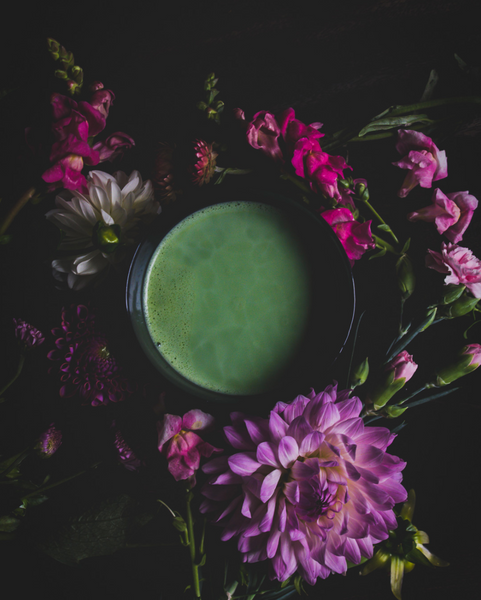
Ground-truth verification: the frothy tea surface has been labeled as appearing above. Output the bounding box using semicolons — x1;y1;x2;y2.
143;202;312;395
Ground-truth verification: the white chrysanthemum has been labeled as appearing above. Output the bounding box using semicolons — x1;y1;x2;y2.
46;170;160;289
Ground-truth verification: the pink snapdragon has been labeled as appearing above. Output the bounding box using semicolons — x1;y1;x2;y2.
247;111;284;162
157;409;222;486
92;132;135;162
320;207;375;266
393;130;447;198
426;242;481;298
408;189;478;243
278;107;324;155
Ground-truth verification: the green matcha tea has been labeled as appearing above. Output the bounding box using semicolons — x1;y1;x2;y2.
143;202;313;395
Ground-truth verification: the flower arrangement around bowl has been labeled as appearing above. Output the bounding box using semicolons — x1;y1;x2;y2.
1;39;481;600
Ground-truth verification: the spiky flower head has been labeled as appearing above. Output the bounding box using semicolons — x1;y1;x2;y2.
47;304;134;406
200;383;407;586
189;139;218;186
13;319;45;349
37;423;63;458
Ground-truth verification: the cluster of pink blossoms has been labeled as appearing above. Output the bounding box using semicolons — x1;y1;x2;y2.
41;83;134;193
243;107;374;266
392;129;481;296
199;383;407;585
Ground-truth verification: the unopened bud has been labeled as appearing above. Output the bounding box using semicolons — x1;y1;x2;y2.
55;69;68;80
349;357;369;389
383;405;408;419
439;284;465;305
47;38;60;60
396;254;416;300
339;178;351;189
429;343;481;387
370;351;418;410
355;182;366;196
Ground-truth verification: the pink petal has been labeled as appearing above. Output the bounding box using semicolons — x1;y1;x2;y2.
260;469;282;503
257;441;281;468
278;436;299;468
182;409;215;431
228;452;261;476
157;414;182;450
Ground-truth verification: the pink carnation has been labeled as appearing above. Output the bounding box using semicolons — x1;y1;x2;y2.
408;189;478;243
393;129;447;198
426;242;481;298
320;208;375;266
157;409;222;487
200;383;407;586
385;351;418;383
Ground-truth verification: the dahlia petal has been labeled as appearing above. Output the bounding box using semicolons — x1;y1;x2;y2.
278;436;299;468
291;456;320;479
287;416;313;445
268;410;288;442
244;417;269;445
345;461;361;481
282;394;310;423
356;426;392;450
241;489;257;518
284;481;300;505
280;533;298;576
267;528;282;558
211;470;243;485
356;444;385;467
228;452;262;476
257;441;281;468
260;490;279;531
335;396;363;421
260;468;282;503
224;425;255;450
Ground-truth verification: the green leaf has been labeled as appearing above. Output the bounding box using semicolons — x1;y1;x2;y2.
27;493;149;565
401;238;411;254
377;224;393;232
369;247;387;259
358;114;433;137
0;515;20;533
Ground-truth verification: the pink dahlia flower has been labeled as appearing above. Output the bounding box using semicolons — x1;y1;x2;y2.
426;242;481;298
200;383;407;585
408;189;478;244
320;208;375;266
157;409;223;487
47;304;135;406
393;129;447;198
13;318;44;349
247;111;284;163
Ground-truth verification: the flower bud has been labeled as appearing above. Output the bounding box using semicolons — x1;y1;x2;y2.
47;38;61;60
349;357;369;389
361;189;370;202
383;405;408;418
355;182;366;196
396;254;416;300
338;178;351;190
429;343;481;387
440;294;479;318
370;351;418;410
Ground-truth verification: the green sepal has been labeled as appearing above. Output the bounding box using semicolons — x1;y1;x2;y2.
172;515;187;532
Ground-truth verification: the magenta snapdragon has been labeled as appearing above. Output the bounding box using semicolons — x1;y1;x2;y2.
319;207;375;266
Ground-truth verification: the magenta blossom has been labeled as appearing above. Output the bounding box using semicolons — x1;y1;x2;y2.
157;409;223;487
92;132;135;162
200;383;407;586
13;318;44;349
278;107;323;156
320;208;375;266
113;424;143;472
247;111;284;162
47;304;135;406
408;189;478;243
426;242;481;298
37;423;62;458
393;129;447;198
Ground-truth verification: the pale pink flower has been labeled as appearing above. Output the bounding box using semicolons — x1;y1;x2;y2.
408;189;478;243
157;409;223;487
320;208;375;266
247;111;284;162
200;383;407;585
393;130;447;198
386;351;418;383
426;242;481;298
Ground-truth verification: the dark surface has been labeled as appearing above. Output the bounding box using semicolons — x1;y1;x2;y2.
1;2;480;598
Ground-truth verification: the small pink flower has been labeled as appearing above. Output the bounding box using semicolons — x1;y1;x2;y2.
320;208;375;266
278;107;323;156
42;154;90;193
89;83;115;120
386;351;418;383
13;319;45;349
393;130;447;198
247;111;284;162
157;409;222;486
92;132;135;162
37;423;62;457
408;189;478;244
463;343;481;368
426;242;481;298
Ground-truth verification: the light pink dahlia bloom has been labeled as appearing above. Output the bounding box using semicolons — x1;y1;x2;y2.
200;383;407;586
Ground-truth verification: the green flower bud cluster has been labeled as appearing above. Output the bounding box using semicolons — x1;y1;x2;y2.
196;73;224;124
47;38;83;95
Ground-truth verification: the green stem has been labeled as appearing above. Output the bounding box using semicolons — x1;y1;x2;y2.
0;186;37;237
372;235;398;255
0;353;25;398
361;201;399;245
185;488;202;599
22;461;101;500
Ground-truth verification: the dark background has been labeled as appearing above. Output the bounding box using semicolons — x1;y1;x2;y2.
1;1;480;598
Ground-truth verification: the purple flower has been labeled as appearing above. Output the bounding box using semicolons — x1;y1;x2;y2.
319;208;375;266
92;132;135;162
157;409;223;487
393;130;447;198
47;304;135;406
113;424;143;472
13;319;45;349
200;383;407;585
408;189;478;243
37;423;62;457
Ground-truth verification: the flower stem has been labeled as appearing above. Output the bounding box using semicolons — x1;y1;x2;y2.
0;186;37;237
21;461;101;500
0;353;25;398
280;172;312;196
362;201;399;245
185;487;202;599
